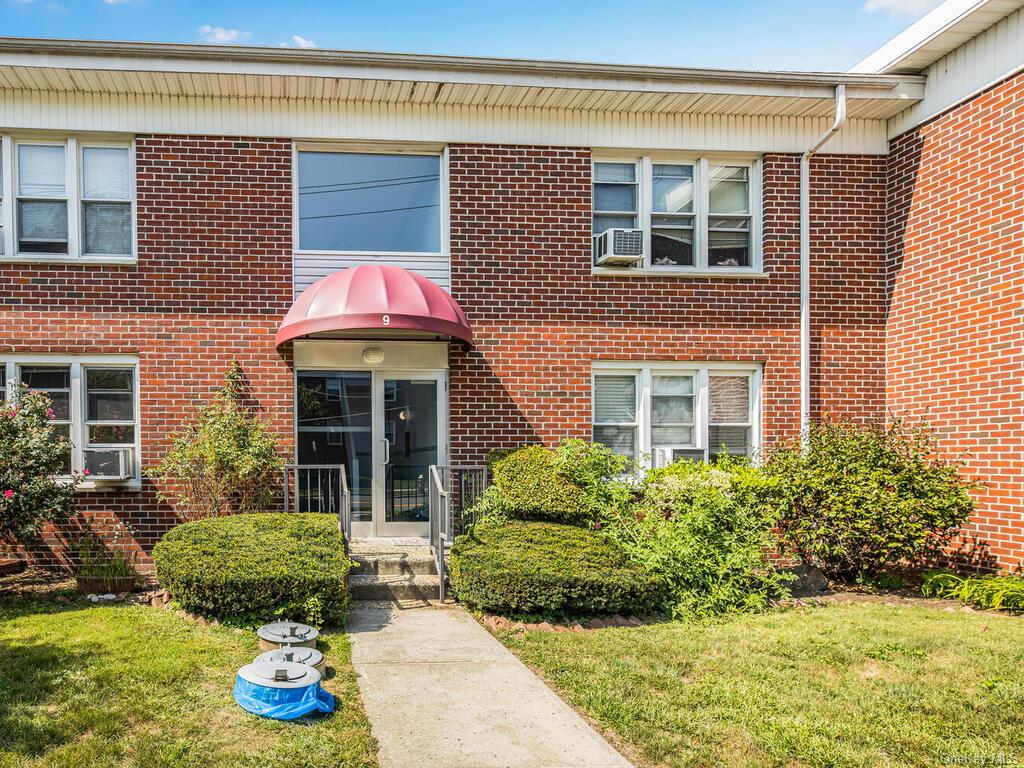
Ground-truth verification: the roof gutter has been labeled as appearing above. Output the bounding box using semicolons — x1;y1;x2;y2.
800;84;847;449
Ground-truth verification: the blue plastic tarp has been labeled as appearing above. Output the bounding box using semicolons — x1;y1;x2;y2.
233;675;335;720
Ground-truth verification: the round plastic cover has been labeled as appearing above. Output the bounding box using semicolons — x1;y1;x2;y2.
254;647;325;668
233;665;335;721
256;621;320;645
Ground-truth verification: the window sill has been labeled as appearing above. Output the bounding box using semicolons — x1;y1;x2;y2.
592;266;768;279
76;479;142;493
1;255;137;266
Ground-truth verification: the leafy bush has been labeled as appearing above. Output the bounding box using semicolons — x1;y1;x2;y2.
0;384;80;543
922;571;1024;614
148;362;283;521
153;513;352;625
450;519;663;618
603;457;789;618
762;419;975;581
479;440;633;526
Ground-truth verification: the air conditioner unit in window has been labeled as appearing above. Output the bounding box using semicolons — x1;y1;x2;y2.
593;228;644;266
653;447;707;468
84;447;134;482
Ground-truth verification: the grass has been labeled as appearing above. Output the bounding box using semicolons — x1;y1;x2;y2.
498;601;1024;768
0;593;378;768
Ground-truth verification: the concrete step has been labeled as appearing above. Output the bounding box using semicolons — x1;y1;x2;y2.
351;552;437;577
349;573;441;602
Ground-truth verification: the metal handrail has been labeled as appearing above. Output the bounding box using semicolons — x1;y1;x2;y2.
428;464;488;603
283;463;352;547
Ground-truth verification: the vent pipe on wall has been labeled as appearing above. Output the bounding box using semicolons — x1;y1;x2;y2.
800;84;847;449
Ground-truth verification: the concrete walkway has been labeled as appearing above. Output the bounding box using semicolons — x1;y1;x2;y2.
347;605;633;768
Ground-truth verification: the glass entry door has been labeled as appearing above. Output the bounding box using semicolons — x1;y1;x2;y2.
296;369;445;538
374;372;444;537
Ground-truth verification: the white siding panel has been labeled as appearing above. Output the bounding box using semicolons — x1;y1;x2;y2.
0;89;890;154
293;253;450;298
888;7;1024;137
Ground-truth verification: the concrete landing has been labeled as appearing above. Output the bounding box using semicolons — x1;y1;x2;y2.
347;605;632;768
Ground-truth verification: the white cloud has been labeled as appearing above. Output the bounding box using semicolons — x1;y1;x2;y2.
279;34;317;48
197;24;251;44
862;0;944;17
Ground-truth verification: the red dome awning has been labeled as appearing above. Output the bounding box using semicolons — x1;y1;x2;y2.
275;265;473;347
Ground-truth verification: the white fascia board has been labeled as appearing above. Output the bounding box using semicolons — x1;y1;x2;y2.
0;38;923;102
851;0;1021;74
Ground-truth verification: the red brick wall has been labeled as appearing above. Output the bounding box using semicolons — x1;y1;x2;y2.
0;136;295;567
447;145;889;463
886;72;1024;572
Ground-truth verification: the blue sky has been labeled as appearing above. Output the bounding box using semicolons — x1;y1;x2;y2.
1;0;943;71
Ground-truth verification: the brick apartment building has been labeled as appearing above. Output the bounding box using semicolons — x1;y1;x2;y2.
0;0;1021;570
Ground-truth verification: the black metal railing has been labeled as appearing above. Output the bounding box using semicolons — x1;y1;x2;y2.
283;464;352;544
428;465;488;602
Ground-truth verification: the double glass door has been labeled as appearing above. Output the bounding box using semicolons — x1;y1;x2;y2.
296;369;445;538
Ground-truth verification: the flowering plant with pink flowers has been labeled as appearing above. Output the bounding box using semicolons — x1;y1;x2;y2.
0;383;82;542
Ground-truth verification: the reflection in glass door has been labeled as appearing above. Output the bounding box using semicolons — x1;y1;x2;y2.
382;379;439;527
296;371;373;523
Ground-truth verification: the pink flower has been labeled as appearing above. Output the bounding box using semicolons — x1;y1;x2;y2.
3;490;13;500
83;469;91;476
46;408;55;419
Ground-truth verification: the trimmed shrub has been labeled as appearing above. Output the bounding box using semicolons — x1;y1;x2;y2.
481;440;634;526
449;519;663;618
922;571;1024;614
762;418;975;581
0;384;81;543
153;513;352;625
603;457;789;618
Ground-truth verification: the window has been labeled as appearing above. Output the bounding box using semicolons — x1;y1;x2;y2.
0;357;140;483
296;151;442;253
592;363;760;466
0;136;134;261
591;156;760;272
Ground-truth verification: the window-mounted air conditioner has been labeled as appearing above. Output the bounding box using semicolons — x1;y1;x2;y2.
593;228;644;266
653;447;707;468
84;447;134;481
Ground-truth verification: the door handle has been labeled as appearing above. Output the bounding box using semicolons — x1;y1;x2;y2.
380;437;390;465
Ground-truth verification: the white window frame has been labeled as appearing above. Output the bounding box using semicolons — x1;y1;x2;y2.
592;361;762;468
591;153;763;277
0;134;137;264
0;355;142;490
292;142;449;260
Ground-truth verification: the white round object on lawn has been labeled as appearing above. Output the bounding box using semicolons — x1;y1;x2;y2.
254;646;326;673
233;661;334;720
256;621;319;651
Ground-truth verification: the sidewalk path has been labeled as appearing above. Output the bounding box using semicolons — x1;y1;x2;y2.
347;605;633;768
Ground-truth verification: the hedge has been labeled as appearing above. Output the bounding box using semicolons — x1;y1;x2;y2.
153;513;352;625
450;519;664;618
488;446;593;525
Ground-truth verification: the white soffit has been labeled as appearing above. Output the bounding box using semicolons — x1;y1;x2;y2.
0;38;923;120
851;0;1024;74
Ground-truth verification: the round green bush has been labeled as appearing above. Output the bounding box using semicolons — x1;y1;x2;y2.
153;513;352;625
489;446;593;525
450;519;664;618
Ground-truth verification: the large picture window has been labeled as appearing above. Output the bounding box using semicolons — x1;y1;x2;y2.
592;363;760;466
0;136;134;261
592;156;760;272
1;356;140;483
296;151;442;253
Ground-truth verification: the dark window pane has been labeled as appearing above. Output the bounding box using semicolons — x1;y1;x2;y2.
708;230;750;267
298;152;440;252
593;425;636;457
88;425;135;444
21;366;70;390
86;368;132;391
87;393;133;421
18;200;68;253
593;215;637;235
709;426;751;457
651;228;694;266
84;202;131;255
297;372;371;428
594;183;636;212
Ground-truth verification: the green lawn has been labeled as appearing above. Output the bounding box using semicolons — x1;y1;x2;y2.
498;600;1024;768
0;595;378;768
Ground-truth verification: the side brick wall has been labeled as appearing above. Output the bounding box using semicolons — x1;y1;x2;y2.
886;71;1024;572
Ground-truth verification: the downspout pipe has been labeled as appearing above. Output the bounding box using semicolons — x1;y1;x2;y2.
800;84;847;448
